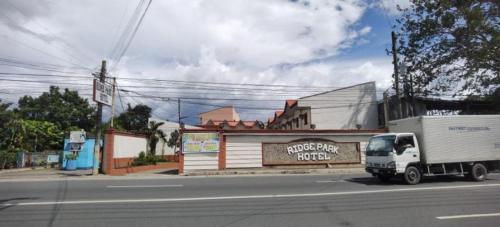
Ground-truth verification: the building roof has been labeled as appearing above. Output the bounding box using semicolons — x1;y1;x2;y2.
266;81;377;128
198;106;236;115
286;99;297;107
299;81;376;100
203;120;265;129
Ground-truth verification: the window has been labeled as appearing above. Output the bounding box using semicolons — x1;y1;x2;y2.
396;136;415;154
295;118;299;128
397;136;415;148
304;113;308;125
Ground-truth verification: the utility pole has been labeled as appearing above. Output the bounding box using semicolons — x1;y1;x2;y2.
110;77;116;128
93;60;106;176
177;98;181;127
391;31;402;119
410;74;416;117
383;91;389;127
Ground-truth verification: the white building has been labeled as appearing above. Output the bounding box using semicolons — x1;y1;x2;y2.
148;118;200;156
267;81;379;130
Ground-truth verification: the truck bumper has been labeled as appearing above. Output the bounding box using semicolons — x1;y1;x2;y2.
365;167;397;175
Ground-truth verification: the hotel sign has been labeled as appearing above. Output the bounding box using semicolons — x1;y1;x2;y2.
93;79;113;106
262;139;360;165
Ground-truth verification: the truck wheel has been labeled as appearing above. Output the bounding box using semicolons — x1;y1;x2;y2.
404;166;421;185
470;163;487;181
377;174;391;183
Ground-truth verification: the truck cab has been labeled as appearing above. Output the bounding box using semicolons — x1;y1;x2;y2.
365;133;421;184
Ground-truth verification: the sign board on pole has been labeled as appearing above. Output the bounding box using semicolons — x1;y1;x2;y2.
93;79;113;106
182;133;219;154
70;131;86;143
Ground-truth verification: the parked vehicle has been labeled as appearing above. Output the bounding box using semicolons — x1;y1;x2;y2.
365;115;500;184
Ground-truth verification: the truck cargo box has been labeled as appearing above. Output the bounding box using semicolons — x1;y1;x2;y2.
388;115;500;164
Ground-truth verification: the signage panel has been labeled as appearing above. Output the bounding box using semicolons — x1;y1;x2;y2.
262;138;360;165
69;131;86;143
93;79;113;106
182;133;219;154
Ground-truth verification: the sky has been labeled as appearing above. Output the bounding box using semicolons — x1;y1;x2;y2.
0;0;411;125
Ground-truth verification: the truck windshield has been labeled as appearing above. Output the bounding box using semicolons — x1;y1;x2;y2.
366;135;396;156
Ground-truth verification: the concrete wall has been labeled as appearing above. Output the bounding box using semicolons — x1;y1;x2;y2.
224;132;378;168
183;153;219;171
226;136;263;168
299;82;378;129
113;134;147;158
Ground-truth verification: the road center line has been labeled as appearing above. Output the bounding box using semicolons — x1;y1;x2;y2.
436;213;500;220
3;183;500;207
106;184;183;188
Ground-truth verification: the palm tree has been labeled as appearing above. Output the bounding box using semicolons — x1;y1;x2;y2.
145;121;166;156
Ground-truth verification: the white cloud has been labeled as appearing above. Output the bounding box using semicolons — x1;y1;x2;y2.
0;0;391;123
376;0;411;15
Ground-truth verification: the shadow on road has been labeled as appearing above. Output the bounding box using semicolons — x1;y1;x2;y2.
346;175;498;185
155;169;179;175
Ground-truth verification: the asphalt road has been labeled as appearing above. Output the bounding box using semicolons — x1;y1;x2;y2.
1;173;500;227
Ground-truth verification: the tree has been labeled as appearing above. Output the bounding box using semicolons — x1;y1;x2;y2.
0;99;13;149
4;119;63;152
144;121;166;156
167;129;180;154
16;86;96;132
115;103;152;133
396;1;499;96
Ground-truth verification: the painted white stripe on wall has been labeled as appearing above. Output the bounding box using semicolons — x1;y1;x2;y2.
226;136;262;168
184;153;218;171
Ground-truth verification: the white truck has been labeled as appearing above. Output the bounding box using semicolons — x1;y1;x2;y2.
365;115;500;184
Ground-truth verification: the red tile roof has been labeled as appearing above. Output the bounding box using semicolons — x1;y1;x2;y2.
286;99;297;107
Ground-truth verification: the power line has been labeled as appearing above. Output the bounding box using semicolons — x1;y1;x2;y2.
109;0;152;71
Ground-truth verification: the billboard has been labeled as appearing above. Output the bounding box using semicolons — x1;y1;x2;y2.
182;133;219;154
93;79;113;106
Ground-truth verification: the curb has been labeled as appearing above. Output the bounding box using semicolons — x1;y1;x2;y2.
0;167;48;174
181;168;365;176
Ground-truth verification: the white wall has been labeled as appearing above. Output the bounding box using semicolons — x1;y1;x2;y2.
226;136;263;168
225;133;376;168
299;82;378;130
184;153;218;171
113;135;147;158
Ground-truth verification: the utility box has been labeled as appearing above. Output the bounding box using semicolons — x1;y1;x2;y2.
62;139;97;169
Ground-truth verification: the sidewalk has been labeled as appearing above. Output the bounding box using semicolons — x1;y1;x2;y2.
0;166;366;182
181;165;365;176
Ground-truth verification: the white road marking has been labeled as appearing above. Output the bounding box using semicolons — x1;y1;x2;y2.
436;213;500;220
3;183;500;207
106;184;183;188
316;180;345;183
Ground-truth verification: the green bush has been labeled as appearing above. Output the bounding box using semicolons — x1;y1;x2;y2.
65;153;78;160
131;151;167;166
0;150;17;169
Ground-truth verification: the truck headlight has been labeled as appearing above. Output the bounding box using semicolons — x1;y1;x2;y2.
387;161;396;169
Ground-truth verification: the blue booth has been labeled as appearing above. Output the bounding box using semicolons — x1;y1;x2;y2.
62;139;99;169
